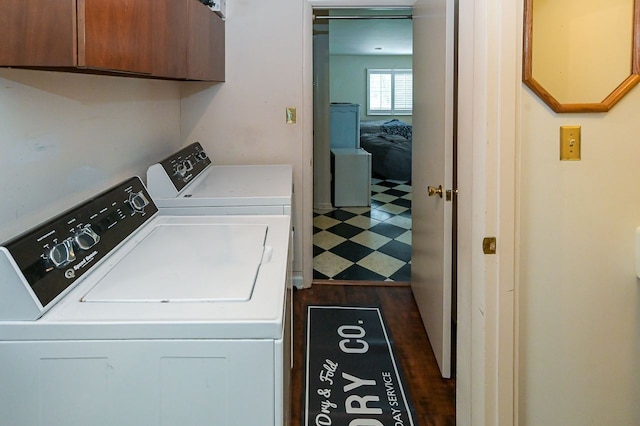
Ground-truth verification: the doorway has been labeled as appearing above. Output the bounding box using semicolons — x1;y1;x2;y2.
302;0;518;421
312;8;414;283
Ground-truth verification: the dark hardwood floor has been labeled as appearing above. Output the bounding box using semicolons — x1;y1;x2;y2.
291;283;456;425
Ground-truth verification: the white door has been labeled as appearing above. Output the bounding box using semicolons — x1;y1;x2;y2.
411;0;455;379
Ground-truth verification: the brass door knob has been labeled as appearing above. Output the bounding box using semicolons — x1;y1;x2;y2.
428;185;443;198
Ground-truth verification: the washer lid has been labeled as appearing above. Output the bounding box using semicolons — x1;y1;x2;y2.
82;223;268;303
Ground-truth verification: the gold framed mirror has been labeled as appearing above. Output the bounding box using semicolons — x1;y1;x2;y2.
523;0;640;113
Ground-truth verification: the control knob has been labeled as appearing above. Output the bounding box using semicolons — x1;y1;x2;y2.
129;191;150;213
74;225;100;250
175;160;194;178
196;151;208;161
175;162;187;177
49;238;76;269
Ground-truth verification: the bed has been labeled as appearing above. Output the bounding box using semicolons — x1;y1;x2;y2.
359;119;412;181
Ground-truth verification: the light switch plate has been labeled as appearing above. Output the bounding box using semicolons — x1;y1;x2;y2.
560;126;581;160
286;107;296;124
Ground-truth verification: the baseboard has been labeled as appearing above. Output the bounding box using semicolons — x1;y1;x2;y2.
293;272;307;289
314;202;333;210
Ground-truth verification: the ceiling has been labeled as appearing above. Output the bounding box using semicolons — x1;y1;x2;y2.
318;9;413;56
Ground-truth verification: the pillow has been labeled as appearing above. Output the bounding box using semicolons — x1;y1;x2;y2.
381;119;412;140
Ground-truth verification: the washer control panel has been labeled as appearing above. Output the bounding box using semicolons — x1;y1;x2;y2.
158;142;211;192
2;177;157;309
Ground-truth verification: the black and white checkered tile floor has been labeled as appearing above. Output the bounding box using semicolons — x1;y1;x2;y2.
313;178;412;282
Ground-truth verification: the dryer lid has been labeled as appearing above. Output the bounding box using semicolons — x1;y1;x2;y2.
179;165;292;203
82;223;268;303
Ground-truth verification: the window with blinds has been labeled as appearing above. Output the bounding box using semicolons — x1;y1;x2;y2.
367;69;413;115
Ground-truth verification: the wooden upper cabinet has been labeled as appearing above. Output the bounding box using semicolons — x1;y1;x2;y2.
0;0;224;81
79;0;153;74
0;0;77;67
153;0;225;81
187;0;225;81
153;1;189;79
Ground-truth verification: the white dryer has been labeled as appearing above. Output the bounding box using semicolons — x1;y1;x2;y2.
0;177;291;426
146;142;300;288
146;142;293;216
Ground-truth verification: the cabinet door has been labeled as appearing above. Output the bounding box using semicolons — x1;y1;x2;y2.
152;0;188;79
78;0;153;74
187;1;225;81
0;0;77;67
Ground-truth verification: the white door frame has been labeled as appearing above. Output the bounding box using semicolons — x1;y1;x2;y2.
456;0;519;424
301;0;519;424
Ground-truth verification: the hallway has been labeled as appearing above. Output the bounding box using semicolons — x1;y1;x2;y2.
313;179;412;281
291;283;456;425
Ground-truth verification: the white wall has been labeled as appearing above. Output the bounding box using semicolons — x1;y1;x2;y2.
180;0;306;281
518;86;640;424
314;33;332;210
0;69;181;242
330;54;413;122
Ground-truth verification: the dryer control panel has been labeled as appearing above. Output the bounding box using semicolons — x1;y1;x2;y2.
157;142;212;192
0;177;158;320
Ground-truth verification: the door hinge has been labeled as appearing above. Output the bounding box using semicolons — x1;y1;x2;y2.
483;237;497;254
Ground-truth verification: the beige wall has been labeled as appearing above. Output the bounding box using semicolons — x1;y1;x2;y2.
518;86;640;423
0;69;181;242
180;0;306;280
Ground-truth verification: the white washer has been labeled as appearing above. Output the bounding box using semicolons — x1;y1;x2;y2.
0;177;291;426
146;142;293;216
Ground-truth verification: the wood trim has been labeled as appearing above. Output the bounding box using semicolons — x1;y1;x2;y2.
77;0;86;67
521;0;532;83
601;74;640;108
634;0;640;75
71;0;78;66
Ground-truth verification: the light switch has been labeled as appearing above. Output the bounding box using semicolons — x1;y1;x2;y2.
286;107;296;124
560;126;581;160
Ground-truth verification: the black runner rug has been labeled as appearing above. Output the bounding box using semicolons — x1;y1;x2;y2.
304;305;415;426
